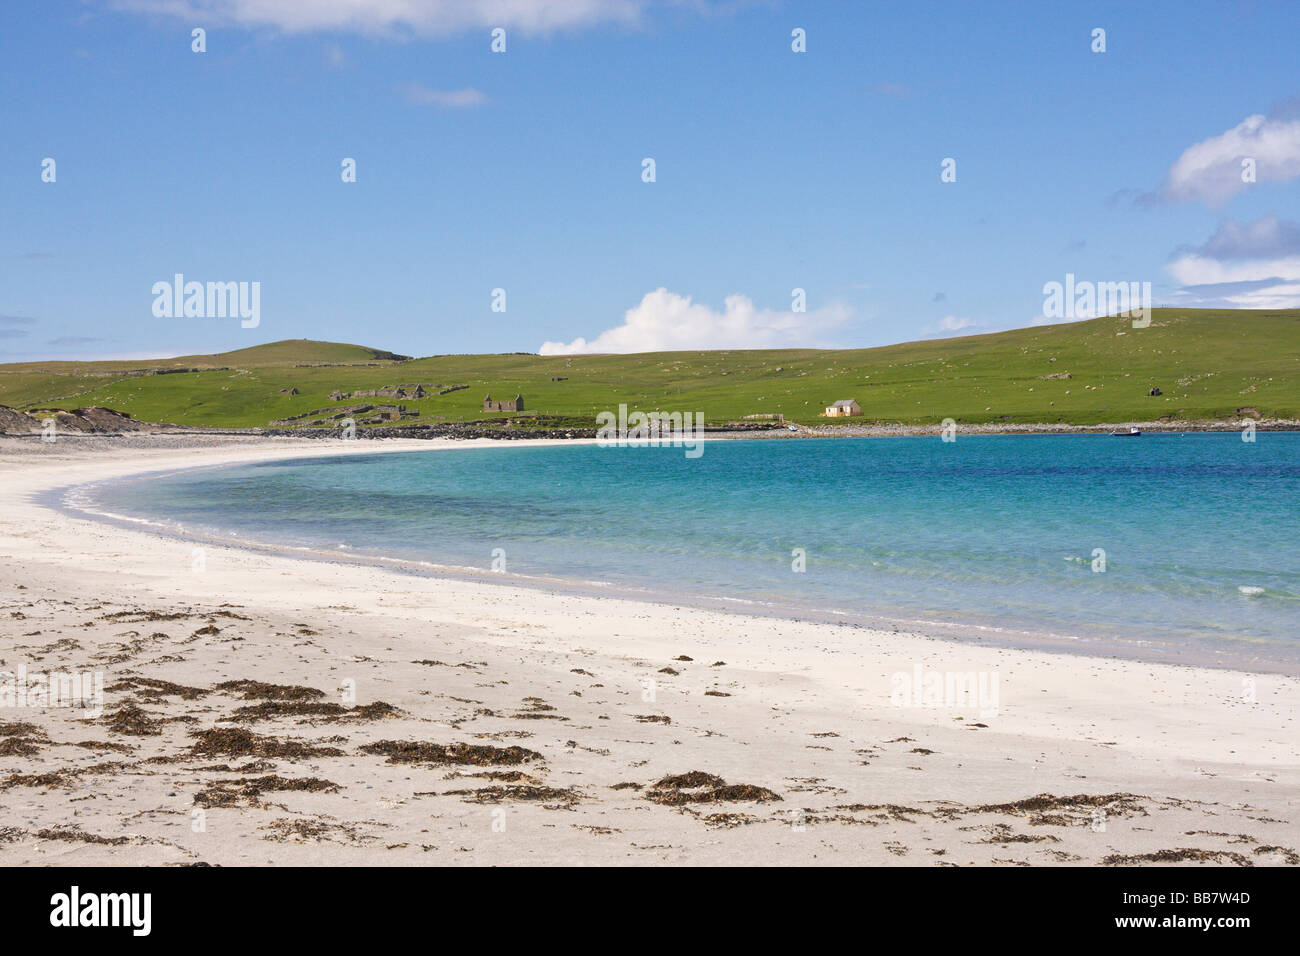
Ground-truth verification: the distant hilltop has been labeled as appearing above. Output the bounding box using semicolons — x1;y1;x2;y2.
0;310;1295;432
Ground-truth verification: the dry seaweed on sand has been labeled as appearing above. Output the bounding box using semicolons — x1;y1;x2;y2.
699;812;760;829
193;774;341;808
832;803;931;823
510;711;570;721
100;609;192;623
102;701;165;736
188;727;346;759
0;721;46;738
71;740;135;753
214;679;325;701
260;817;372;844
974;792;1144;813
0;721;49;755
1253;846;1300;865
194;760;277;773
655;771;725;789
1102;847;1254;866
224;700;402;723
412;659;480;669
35;826;131;845
2;771;78;790
976;823;1061;844
360;740;542;767
0;737;45;757
105;676;208;700
443;785;582;806
510;698;567;720
443;770;540;784
645;770;782;806
973;792;1147;824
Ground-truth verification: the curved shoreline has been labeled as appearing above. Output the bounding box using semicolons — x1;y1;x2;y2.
39;435;1299;677
2;434;1298;865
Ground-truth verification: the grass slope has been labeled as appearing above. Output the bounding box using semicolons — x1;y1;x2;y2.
0;311;1295;429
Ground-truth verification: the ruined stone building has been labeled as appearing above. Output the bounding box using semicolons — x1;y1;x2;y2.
482;393;524;412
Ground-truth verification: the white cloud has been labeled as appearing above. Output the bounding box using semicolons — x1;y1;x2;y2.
1165;216;1300;309
935;315;974;332
539;288;852;354
399;84;488;107
112;0;646;36
924;315;1013;337
1162;111;1300;205
1167;253;1300;287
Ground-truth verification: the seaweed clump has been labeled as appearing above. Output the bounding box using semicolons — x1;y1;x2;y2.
360;740;541;767
188;727;346;759
646;770;782;806
194;775;340;808
215;680;325;701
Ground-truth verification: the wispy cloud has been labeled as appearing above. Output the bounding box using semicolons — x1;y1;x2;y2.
539;288;851;354
111;0;647;37
924;315;1005;338
936;315;974;332
1178;215;1300;261
399;83;489;108
4;348;183;362
1;315;36;338
864;81;909;98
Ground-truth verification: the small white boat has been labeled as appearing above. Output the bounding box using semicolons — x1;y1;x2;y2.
1109;426;1141;437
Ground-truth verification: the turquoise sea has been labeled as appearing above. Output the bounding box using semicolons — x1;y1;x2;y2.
71;434;1300;672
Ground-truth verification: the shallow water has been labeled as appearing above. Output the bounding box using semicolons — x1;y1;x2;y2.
74;433;1300;671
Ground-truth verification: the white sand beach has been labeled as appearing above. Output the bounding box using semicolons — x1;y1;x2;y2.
0;436;1296;866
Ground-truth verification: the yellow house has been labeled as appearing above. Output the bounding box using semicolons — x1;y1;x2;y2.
824;399;861;417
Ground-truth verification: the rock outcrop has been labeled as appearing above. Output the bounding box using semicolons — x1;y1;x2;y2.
0;405;148;435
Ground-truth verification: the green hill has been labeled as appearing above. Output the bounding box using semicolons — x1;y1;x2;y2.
1;310;1295;429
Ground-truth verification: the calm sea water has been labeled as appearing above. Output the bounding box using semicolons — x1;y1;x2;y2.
73;434;1300;671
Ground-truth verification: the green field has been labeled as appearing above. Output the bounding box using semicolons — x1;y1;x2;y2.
1;309;1296;429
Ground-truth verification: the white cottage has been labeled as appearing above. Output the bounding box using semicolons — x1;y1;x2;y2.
823;399;861;417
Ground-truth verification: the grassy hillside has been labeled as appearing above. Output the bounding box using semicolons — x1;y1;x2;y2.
1;311;1295;429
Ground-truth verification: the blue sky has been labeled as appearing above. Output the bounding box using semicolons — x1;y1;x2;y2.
2;0;1298;360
